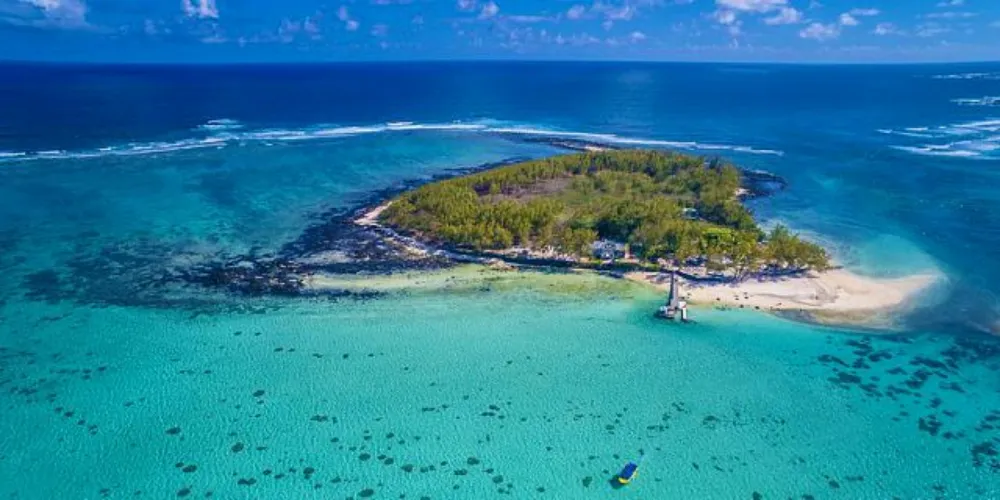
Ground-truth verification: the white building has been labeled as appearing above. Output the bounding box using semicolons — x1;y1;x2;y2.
591;239;626;260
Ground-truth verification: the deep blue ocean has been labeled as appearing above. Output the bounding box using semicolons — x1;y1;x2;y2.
1;62;999;498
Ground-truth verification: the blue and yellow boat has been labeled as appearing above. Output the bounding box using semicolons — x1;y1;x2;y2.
616;461;639;485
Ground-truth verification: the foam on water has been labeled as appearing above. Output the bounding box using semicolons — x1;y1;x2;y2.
195;118;245;132
953;97;1000;107
0;118;783;164
931;72;1000;80
882;117;1000;160
877;129;934;139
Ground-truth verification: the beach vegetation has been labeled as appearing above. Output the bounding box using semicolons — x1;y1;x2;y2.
381;150;829;276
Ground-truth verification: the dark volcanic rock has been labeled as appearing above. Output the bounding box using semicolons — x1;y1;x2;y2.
177;158;532;298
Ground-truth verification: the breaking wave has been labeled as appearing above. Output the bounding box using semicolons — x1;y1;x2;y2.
952;97;1000;107
195;118;245;132
931;72;1000;80
0;118;783;164
883;118;1000;159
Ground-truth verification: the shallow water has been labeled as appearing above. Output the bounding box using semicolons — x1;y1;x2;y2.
4;283;999;498
2;62;1000;498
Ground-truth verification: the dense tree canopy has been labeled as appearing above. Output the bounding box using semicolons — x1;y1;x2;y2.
381;150;829;275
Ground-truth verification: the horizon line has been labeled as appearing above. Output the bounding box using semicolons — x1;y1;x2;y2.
1;58;999;67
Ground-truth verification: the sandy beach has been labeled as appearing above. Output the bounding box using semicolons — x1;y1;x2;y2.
354;202;391;227
627;268;943;327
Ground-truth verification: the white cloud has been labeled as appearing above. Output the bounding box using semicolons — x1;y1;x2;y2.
838;13;858;26
711;9;742;35
603;5;635;21
200;0;218;19
478;1;499;19
915;22;950;37
992;20;1000;28
799;21;839;40
18;0;88;26
201;33;225;43
143;19;166;35
924;11;977;19
303;15;321;36
713;9;738;25
873;22;902;35
566;4;586;20
628;30;647;41
936;0;964;6
848;8;879;17
277;19;303;42
370;23;388;36
555;32;601;45
837;8;877;27
507;15;548;23
713;0;797;34
337;6;360;31
764;7;802;25
716;0;787;13
22;0;60;9
457;0;477;12
181;0;217;19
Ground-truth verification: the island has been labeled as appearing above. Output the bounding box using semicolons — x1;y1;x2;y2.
360;149;938;327
183;147;940;330
378;150;829;276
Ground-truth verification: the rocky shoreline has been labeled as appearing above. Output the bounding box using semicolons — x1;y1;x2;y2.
176;157;532;297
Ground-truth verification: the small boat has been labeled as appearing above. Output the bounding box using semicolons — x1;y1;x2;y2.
616;461;639;485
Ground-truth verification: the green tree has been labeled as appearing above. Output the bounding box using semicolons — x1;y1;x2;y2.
379;150;829;274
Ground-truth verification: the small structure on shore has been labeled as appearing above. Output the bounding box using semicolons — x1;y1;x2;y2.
656;271;689;322
591;239;626;261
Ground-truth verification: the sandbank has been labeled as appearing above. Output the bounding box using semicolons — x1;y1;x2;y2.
627;268;943;328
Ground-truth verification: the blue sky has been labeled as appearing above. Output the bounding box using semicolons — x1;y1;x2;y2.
1;0;998;62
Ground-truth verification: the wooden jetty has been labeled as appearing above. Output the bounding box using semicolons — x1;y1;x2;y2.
656;270;688;321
